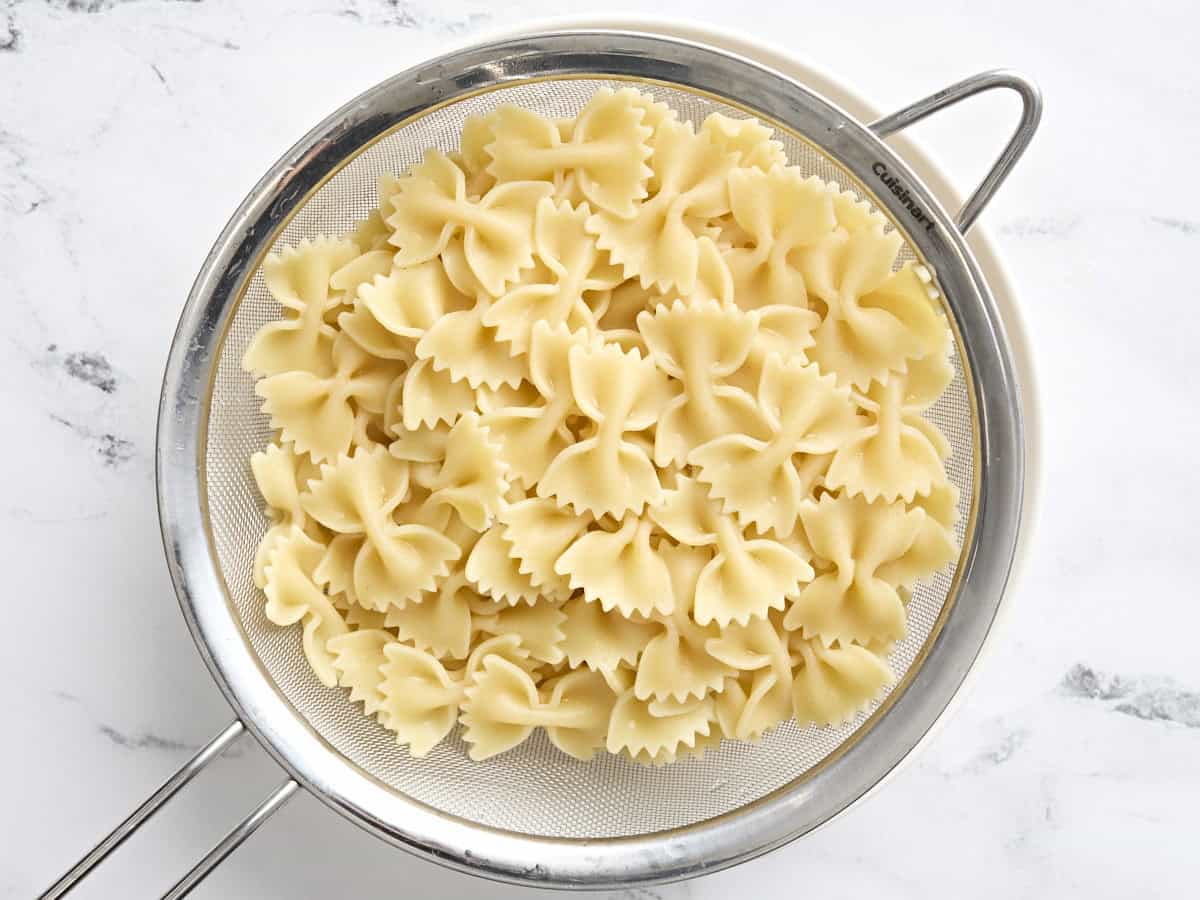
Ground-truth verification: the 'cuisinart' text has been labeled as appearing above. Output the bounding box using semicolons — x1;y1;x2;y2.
872;162;934;234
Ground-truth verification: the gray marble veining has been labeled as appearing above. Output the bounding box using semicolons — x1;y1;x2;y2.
4;1;1198;898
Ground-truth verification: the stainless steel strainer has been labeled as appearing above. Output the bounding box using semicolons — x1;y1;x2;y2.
44;29;1040;898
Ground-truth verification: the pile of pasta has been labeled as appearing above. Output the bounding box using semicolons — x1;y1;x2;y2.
243;88;960;766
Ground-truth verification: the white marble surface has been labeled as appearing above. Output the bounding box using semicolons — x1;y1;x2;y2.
3;1;1198;897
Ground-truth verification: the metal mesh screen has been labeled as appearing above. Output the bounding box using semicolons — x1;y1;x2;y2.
204;78;974;839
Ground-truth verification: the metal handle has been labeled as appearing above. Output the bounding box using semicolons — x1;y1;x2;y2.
39;720;298;899
163;779;299;900
869;69;1043;234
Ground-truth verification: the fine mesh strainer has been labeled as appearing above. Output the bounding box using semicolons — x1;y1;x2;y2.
45;29;1039;898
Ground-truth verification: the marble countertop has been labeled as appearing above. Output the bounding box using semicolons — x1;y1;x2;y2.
4;1;1197;897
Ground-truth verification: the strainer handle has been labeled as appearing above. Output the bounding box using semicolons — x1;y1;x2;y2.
869;70;1043;234
39;720;298;899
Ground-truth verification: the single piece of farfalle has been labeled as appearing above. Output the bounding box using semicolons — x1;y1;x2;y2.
555;515;674;618
784;492;926;645
706;617;795;741
256;333;406;463
261;525;349;687
650;475;813;627
482;322;586;490
484;88;653;218
559;595;658;672
700;112;788;172
826;346;954;503
471;598;568;667
344;259;473;361
790;638;893;726
423;412;509;531
327;628;392;716
499;496;588;592
634;543;734;703
605;689;715;759
587;117;736;294
723;167;837;310
460;654;616;761
377;643;466;756
386;149;553;296
243;237;360;378
690;356;862;536
638;298;768;468
482;198;624;352
301;447;460;610
383;572;478;660
801;226;945;391
537;340;669;518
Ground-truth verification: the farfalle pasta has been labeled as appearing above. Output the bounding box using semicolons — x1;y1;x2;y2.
243;89;960;767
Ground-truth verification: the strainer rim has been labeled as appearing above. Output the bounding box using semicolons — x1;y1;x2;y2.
156;29;1024;888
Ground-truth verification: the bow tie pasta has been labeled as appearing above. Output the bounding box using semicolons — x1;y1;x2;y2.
243;88;959;766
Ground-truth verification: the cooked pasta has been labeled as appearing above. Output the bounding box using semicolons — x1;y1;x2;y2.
244;88;958;765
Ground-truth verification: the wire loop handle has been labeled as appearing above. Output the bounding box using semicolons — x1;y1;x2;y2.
38;721;295;899
869;69;1043;234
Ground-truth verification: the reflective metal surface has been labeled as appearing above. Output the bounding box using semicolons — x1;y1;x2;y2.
146;29;1030;889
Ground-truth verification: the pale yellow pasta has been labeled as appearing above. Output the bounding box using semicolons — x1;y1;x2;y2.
257;333;404;462
802;227;944;391
726;303;819;394
826;342;954;502
690;356;860;536
327;628;392;714
605;690;715;758
536;341;668;517
243;237;359;378
700;111;787;172
378;642;465;756
301;448;460;610
651;475;813;626
560;596;657;672
261;526;348;687
790;638;894;726
724;166;835;310
482;197;624;351
482;322;583;489
638;298;765;467
472;599;567;666
499;496;587;591
587;118;734;293
384;572;477;660
635;544;733;702
784;493;928;645
484;89;653;218
243;89;959;766
555;514;674;618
